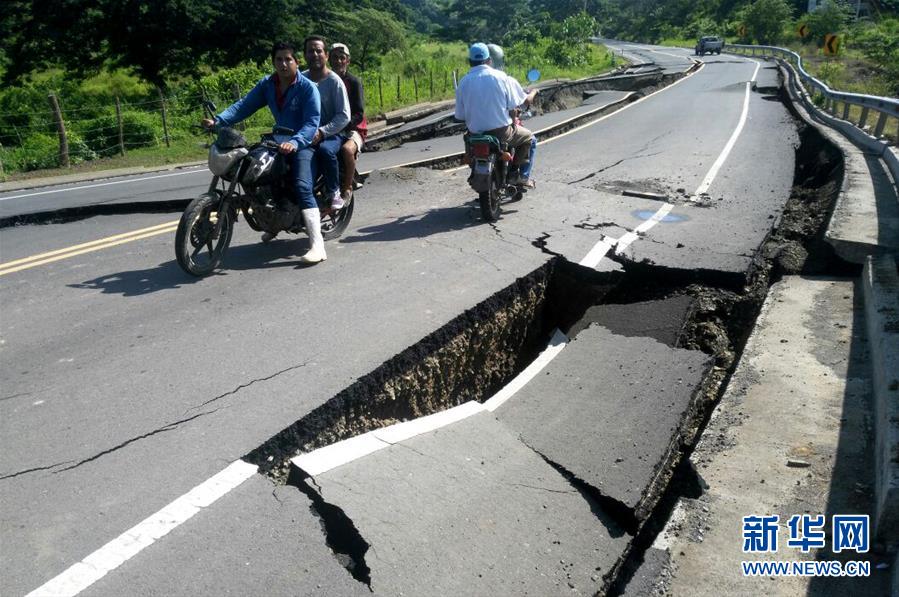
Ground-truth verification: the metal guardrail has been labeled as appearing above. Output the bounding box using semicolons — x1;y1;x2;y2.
725;43;898;144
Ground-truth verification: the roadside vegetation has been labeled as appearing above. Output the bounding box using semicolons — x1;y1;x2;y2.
0;2;612;180
1;0;894;180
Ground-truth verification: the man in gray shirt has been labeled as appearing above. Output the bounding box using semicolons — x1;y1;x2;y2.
303;36;351;209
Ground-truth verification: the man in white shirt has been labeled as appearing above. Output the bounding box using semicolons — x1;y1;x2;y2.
454;43;538;187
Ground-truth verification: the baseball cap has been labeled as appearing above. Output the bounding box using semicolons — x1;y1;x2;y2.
330;43;350;56
469;43;489;62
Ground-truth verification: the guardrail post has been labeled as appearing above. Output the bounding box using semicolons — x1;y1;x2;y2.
842;102;851;120
873;112;888;138
859;107;870;129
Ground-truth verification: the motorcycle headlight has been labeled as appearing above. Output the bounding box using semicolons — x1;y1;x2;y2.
208;145;248;176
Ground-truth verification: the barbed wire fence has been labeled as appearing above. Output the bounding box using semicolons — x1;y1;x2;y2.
0;65;467;175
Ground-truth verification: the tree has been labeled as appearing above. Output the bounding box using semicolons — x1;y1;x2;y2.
740;0;794;44
2;0;296;88
442;0;527;43
329;8;408;72
805;0;853;44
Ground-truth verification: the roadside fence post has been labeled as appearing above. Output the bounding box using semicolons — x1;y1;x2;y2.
158;88;171;148
115;96;125;156
429;69;433;98
47;93;69;168
396;75;401;102
378;75;383;110
413;73;419;102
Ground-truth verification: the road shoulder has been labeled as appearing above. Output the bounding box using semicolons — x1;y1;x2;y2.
628;276;892;595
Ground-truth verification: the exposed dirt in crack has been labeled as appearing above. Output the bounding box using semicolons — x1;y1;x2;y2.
245;262;563;482
229;61;850;597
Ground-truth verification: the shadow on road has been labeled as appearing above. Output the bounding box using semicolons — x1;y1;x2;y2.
66;240;313;296
339;200;503;244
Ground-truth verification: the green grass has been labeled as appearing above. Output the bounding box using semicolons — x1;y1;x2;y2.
0;42;619;182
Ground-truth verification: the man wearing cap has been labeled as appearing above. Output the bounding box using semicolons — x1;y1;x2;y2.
455;42;538;187
328;42;367;205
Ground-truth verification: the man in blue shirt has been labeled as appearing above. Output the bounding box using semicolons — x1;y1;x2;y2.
202;41;328;264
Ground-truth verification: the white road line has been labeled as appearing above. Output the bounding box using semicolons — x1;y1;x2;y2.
25;460;257;597
578;237;615;269
694;80;752;197
374;401;486;444
0;168;208;201
482;328;569;412
615;203;675;255
650;49;693;61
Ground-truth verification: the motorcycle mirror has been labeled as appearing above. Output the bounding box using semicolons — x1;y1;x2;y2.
526;68;541;83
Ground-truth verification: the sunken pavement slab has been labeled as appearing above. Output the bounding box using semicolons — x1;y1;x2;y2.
495;324;713;522
298;411;631;596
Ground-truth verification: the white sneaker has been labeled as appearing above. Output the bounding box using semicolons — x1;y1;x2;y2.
330;190;345;210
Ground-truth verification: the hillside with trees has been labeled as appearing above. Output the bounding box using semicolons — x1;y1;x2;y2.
0;0;895;177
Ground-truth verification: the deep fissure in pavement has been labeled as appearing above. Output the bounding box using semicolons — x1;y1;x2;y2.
605;83;852;596
242;62;848;594
290;476;373;589
245;259;621;481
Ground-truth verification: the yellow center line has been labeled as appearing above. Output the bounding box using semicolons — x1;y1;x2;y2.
0;220;180;276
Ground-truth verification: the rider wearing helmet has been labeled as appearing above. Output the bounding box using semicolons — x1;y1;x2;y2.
454;43;538;187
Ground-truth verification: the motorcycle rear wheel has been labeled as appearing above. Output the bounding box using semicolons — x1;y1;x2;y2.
478;173;502;222
321;195;355;240
175;194;234;276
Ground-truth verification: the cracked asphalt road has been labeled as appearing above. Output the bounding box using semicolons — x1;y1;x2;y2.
1;48;801;595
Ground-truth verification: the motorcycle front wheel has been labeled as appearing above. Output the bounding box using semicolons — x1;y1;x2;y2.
175;194;234;276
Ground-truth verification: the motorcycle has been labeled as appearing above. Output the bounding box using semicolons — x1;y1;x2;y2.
465;69;540;223
465;132;527;222
175;101;356;276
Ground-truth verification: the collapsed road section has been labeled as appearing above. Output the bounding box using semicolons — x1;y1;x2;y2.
228;66;864;595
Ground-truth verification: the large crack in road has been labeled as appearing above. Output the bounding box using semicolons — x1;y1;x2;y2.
230;68;852;594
